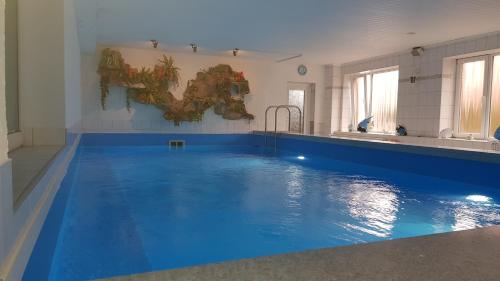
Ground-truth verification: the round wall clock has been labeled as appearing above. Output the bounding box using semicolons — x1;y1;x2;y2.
298;64;307;76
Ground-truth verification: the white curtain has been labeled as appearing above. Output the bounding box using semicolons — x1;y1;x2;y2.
459;60;485;134
352;76;366;127
490;56;500;137
371;70;399;133
351;70;398;133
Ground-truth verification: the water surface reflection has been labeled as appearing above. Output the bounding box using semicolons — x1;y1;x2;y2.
342;179;399;238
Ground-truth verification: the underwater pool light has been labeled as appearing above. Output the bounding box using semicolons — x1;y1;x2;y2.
466;195;491;203
297;155;305;160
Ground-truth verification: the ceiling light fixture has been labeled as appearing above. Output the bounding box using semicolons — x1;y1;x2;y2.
232;48;239;56
190;43;198;53
150;39;159;49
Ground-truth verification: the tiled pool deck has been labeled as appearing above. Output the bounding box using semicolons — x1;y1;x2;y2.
262;131;500;154
98;226;500;281
256;131;500;164
331;131;500;153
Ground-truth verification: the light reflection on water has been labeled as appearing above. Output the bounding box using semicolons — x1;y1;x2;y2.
342;180;399;238
279;166;306;234
277;165;499;239
285;166;306;200
451;200;500;231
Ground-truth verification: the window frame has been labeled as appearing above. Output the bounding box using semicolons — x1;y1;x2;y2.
454;53;498;139
350;66;399;134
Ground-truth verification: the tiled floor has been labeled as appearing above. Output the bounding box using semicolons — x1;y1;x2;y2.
8;145;62;207
97;226;500;281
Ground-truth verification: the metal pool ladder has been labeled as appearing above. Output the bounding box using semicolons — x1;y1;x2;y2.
264;105;303;151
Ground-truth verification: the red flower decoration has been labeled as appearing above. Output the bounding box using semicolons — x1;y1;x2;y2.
128;67;138;79
234;72;245;82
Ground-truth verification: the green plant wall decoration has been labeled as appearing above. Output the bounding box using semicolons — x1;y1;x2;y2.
97;48;254;125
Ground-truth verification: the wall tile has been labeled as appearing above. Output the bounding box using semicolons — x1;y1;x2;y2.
486;34;498;50
476;37;487;51
339;31;500;138
455;42;466;55
465;40;477;53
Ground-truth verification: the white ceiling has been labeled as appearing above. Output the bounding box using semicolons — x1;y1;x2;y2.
76;0;500;64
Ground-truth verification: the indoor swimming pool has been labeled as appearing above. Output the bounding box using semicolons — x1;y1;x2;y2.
23;134;500;281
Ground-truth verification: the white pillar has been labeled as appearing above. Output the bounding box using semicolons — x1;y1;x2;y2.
0;0;13;272
0;0;8;162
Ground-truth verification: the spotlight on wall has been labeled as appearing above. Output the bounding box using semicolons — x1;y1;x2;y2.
190;43;198;53
232;48;240;56
150;40;159;49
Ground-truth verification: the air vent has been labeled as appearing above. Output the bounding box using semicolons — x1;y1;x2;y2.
169;140;185;148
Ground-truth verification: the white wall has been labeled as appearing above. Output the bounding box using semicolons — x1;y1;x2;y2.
18;0;66;145
64;0;82;130
18;0;82;145
0;0;13;271
0;0;7;160
81;46;330;135
336;31;500;138
0;0;82;279
4;0;18;133
328;65;342;133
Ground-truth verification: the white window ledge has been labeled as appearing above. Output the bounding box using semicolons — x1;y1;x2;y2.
332;131;500;153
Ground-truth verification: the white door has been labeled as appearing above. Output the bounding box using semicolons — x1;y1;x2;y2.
288;83;315;134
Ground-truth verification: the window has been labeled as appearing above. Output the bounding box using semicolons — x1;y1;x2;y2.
490;56;500;137
6;0;19;133
351;68;399;133
456;55;500;139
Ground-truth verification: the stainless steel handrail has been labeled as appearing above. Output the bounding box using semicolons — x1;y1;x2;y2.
264;105;279;133
264;105;279;146
264;104;303;150
274;105;292;151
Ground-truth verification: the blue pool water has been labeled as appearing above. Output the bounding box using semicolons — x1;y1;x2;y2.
24;135;500;281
